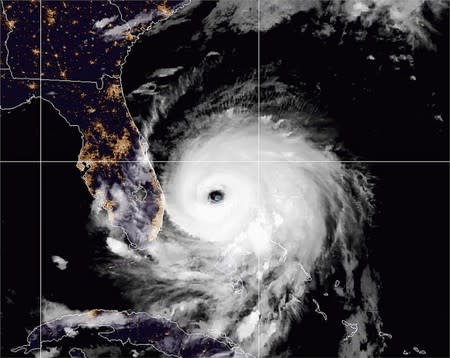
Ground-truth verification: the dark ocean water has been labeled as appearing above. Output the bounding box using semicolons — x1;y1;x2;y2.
1;1;448;357
121;2;449;356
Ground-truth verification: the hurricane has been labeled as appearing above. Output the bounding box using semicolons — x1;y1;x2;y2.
3;0;448;357
75;0;448;355
102;69;384;356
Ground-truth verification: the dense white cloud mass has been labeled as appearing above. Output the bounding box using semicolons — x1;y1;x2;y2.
106;237;143;261
201;0;448;47
98;107;383;356
51;256;68;271
94;15;118;30
33;347;60;358
42;300;81;322
86;0;434;355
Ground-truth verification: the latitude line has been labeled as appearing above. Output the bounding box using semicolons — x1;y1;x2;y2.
1;2;448;358
0;160;449;164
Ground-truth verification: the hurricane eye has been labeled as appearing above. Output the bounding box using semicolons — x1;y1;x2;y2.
208;190;225;204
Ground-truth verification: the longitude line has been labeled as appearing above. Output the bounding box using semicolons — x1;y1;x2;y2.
39;1;42;357
257;0;261;357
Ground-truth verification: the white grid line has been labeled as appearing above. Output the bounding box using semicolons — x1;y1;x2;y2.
1;160;449;163
257;0;261;356
39;0;43;356
0;1;448;358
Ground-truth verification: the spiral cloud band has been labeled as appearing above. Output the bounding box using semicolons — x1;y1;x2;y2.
101;106;383;356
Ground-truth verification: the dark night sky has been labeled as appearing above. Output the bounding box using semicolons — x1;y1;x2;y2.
1;2;449;357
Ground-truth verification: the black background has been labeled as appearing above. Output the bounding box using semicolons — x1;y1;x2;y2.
1;1;449;356
1;103;448;357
